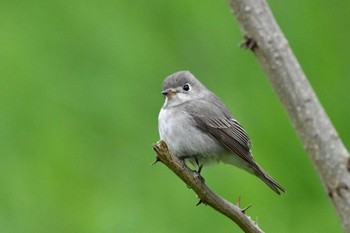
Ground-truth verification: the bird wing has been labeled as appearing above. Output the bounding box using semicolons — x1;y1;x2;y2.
184;99;258;169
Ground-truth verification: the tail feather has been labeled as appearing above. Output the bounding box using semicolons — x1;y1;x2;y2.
256;167;286;195
220;154;286;194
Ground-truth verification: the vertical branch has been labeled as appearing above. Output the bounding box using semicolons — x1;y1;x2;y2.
227;0;350;231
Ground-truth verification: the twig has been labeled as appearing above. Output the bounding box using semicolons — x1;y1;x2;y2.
152;140;263;233
227;0;350;231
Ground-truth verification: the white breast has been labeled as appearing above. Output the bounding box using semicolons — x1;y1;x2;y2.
158;107;224;165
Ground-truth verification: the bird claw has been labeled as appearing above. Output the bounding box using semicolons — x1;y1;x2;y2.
194;158;204;182
197;165;203;174
194;170;205;183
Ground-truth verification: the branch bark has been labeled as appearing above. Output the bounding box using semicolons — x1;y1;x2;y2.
152;140;263;233
227;0;350;231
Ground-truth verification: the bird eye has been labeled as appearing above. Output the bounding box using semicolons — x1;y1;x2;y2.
183;84;190;91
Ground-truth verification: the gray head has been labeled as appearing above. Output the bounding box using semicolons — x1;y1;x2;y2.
161;71;209;108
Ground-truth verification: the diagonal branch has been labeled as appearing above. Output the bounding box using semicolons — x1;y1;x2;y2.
152;140;263;233
227;0;350;231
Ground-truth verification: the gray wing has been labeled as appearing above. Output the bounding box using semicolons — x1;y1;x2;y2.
184;98;257;168
184;98;286;194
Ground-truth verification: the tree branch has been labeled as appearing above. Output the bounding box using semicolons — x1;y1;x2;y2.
227;0;350;231
152;140;263;233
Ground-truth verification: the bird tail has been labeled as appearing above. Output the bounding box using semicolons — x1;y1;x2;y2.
255;166;286;195
220;154;285;194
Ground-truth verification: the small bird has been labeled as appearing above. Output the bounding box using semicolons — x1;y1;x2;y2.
158;71;285;194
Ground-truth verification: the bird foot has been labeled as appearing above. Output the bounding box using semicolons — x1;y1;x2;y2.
194;170;205;183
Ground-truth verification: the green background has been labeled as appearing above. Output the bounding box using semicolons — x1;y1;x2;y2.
1;0;349;232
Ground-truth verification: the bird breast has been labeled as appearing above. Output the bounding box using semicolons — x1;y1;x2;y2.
158;107;225;164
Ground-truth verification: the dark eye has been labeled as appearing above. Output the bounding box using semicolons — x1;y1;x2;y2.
183;84;190;91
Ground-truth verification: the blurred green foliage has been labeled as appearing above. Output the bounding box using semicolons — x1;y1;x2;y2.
1;0;349;232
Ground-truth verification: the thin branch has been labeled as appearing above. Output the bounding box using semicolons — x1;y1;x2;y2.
152;140;263;233
227;0;350;231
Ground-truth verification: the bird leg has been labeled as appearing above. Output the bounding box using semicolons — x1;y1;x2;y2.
179;156;205;183
194;157;203;174
194;157;205;183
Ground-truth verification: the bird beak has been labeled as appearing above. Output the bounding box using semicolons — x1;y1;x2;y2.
161;89;177;96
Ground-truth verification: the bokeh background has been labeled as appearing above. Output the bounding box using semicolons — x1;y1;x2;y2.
1;0;349;232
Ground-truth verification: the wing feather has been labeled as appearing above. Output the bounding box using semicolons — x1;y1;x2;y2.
183;98;259;169
184;98;285;194
192;115;257;168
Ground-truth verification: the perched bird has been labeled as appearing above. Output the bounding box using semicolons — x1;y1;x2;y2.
158;71;285;194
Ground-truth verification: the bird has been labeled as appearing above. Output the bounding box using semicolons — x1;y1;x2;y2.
158;70;285;195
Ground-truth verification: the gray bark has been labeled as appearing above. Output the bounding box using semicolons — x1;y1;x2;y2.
227;0;350;231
